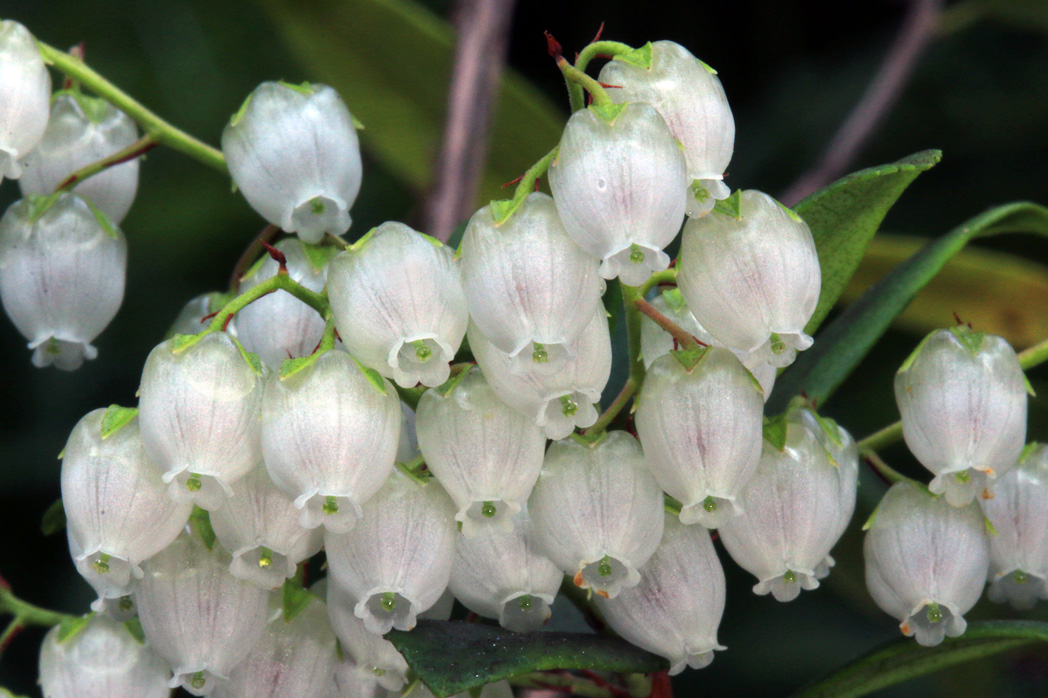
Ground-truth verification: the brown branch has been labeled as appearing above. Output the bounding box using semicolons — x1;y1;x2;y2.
228;224;281;293
634;298;705;349
422;0;518;241
780;0;944;206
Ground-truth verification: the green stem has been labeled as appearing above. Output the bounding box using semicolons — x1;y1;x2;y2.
569;40;637;112
857;335;1048;453
664;494;683;516
396;454;430;485
317;314;337;353
0;586;74;629
36;41;227;174
556;56;613;108
229;225;282;293
621;284;646;390
207;272;328;333
55;133;158;193
636;267;677;298
582;379;636;440
507;146;558;203
862;450;925;489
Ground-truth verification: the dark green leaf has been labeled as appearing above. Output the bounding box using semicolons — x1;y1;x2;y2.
100;405;138;439
769;202;1048;412
792;620;1048;698
387;620;667;698
256;0;564;205
601;278;623;336
41;498;65;536
795;150;941;335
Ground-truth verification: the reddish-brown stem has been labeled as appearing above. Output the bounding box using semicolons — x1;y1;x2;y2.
634;298;705;349
55;134;159;192
228;224;281;292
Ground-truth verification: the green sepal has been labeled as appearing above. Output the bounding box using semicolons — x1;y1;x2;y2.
25;193;62;222
862;503;880;531
786;398;846;450
613;42;653;69
897;331;937;375
348;226;379;252
57;448;64;459
588;102;628;124
742;365;765;396
230;335;265;377
670;344;711;372
352;356;388;395
1025;374;1037;397
417;231;445;248
171;331;206;355
277;79;315;95
57;614;93;644
300;242;343;273
985;517;999;537
352;115;365;130
189;506;217;550
489;197;523;226
85;194;123;241
775;198;804;223
697;58;718;75
763;414;789;452
282;578;316;622
123;618;146;644
229;93;252;127
661;287;686;313
436;366;473;398
664;494;682;516
712;189;742;219
41;498;65;536
948;325;986;355
100;405;138;439
52;89;110;124
1020;442;1042;463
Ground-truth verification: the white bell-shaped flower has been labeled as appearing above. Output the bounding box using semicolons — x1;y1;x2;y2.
596;516;726;674
235;238;328;370
138;331;265;510
639;288;777;398
864;482;990;647
0;193;127;370
449;507;562;632
212;595;337;698
65;536;139;621
327;582;410;691
0;20;50;183
396;401;420;462
324;469;457;634
635;347;764;528
677;190;820;363
328;222;467;387
460;192;602;374
529;431;664;598
19;93;140;222
980;443;1048;609
719;421;850;601
599;41;734;217
261;349;401;533
895;327;1027;506
331;658;385;698
39;614;171;698
61;407;192;609
785;406;859;579
548;102;688;286
210;465;324;590
415;368;546;536
468;305;611;439
222;81;361;243
134;531;269;695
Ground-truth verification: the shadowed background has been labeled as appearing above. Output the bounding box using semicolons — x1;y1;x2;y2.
1;0;1048;695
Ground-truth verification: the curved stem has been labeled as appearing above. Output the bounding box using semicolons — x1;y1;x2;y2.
621;285;646;390
862;450;924;489
636;267;677;298
634;297;701;349
207;272;327;333
36;41;227;174
55;134;158;193
570;40;637;112
0;585;74;630
556;56;613;108
396;454;430;485
582;379;637;440
229;225;282;293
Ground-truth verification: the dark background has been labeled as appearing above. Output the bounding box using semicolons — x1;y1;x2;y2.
2;0;1048;696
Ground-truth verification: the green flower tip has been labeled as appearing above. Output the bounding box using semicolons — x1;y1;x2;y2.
481;501;497;519
322;495;339;515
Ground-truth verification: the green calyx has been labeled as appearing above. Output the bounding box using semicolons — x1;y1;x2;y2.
661;287;686;313
100;404;138;439
277;80;315;95
613;42;653;69
949;325;986;355
229;93;252;127
762;414;789;452
53;89;111;124
670;344;712;372
25;193;62;222
712;189;742;219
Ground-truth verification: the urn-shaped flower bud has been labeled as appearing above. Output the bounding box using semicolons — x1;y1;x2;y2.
599;41;734;217
327;582;410;691
530;431;664;598
222;81;362;243
328;222;467;387
449;508;562;632
549;103;688;286
0;193;127;370
468;305;611;439
416;368;546;536
210;465;324;589
261;350;401;533
213;596;338;698
235;239;328;370
678;190;820;363
20;93;140;222
134;532;269;695
460;192;602;374
39;614;171;698
596;516;726;674
635;347;764;528
61;407;192;609
325;470;457;634
138;331;265;510
0;21;50;183
640;288;777;398
719;421;851;601
980;444;1048;609
865;482;990;647
895;327;1028;506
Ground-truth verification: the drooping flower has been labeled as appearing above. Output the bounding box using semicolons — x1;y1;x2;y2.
0;20;51;183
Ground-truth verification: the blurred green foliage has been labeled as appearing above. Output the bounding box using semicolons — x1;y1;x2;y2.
1;0;1048;696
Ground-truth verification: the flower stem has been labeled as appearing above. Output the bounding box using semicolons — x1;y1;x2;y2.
206;271;328;333
636;267;677;298
396;454;430;485
569;40;637;112
861;450;928;490
0;584;74;638
582;379;637;440
229;225;282;293
621;284;647;390
55;133;159;193
555;55;613;108
634;297;702;349
36;41;227;174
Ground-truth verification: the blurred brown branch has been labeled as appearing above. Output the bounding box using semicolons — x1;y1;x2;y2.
423;0;518;241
